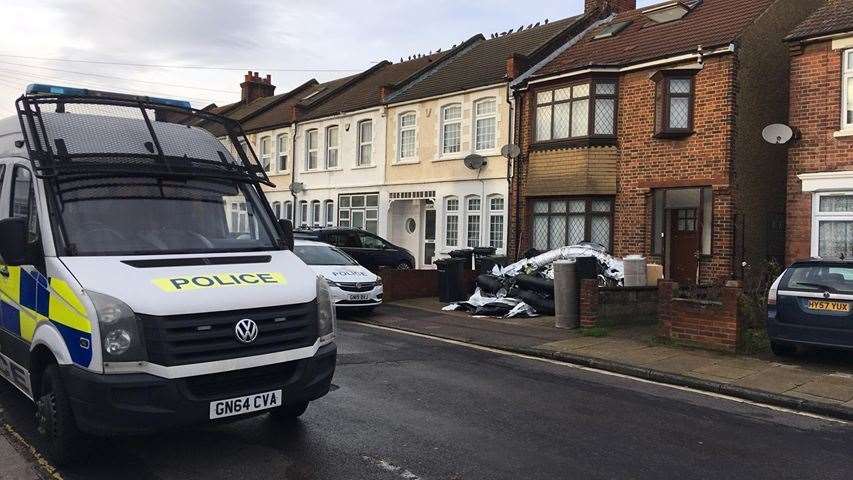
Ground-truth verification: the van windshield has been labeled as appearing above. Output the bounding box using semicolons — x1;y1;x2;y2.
52;176;279;256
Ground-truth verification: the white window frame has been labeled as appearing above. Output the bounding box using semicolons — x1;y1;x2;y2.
398;111;417;162
440;104;462;156
843;50;853;131
445;196;460;247
305;129;319;170
488;194;505;250
325;125;339;169
464;195;482;248
299;201;309;226
276;133;289;172
283;200;293;221
811;191;853;258
324;200;335;226
258;136;271;172
272;201;282;219
357;120;373;166
473;98;497;152
311;200;321;226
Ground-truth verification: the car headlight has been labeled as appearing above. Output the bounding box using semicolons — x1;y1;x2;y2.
87;291;147;362
316;276;336;340
326;278;339;287
374;276;383;287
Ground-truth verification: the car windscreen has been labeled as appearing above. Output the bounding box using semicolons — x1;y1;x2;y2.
293;245;357;266
780;264;853;295
52;176;279;256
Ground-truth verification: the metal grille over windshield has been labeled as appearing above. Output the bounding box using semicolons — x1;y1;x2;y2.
15;93;271;186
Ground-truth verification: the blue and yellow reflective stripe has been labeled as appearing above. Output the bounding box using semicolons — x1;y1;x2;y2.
0;266;93;367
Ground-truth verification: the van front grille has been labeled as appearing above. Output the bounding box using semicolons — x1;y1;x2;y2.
139;302;317;366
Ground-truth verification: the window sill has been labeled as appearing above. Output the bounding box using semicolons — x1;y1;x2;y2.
530;137;617;151
833;129;853;138
352;164;376;170
324;167;343;172
654;130;694;139
433;153;467;162
394;159;420;165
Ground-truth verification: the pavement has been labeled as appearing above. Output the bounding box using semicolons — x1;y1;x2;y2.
349;298;853;418
1;321;850;479
0;425;41;480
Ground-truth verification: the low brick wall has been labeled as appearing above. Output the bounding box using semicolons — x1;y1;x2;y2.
580;280;659;328
378;268;477;303
658;281;741;352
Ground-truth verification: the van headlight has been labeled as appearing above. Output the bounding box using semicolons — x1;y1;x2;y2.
87;291;147;361
316;276;336;340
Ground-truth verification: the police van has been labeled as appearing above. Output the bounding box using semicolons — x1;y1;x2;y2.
0;85;337;463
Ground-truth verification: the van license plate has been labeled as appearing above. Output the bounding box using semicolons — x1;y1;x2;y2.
209;390;282;419
807;300;850;313
349;293;369;301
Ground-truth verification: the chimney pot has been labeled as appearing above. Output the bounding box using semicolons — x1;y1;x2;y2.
584;0;636;15
240;71;276;103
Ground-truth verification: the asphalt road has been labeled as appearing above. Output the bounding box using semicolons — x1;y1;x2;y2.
1;321;851;480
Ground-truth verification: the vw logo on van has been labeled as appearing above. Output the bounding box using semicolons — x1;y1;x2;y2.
235;319;259;344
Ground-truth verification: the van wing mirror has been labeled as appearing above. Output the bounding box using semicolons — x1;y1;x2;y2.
278;219;294;251
0;217;29;266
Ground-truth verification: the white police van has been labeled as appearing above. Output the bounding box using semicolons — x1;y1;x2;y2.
0;85;337;463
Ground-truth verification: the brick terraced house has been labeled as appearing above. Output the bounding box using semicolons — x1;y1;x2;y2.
785;0;853;262
509;0;822;284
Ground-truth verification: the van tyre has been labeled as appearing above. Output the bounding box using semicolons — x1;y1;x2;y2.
270;401;309;423
770;341;796;357
36;365;88;465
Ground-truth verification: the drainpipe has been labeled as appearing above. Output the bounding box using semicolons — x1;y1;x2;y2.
290;120;299;225
511;88;524;260
504;83;514;256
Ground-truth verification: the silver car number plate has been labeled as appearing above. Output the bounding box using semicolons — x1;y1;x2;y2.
209;390;282;419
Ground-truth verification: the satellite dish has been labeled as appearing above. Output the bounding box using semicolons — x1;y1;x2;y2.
762;124;795;145
463;154;487;170
289;182;304;194
501;144;521;159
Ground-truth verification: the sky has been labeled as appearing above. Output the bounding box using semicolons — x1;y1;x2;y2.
0;0;658;117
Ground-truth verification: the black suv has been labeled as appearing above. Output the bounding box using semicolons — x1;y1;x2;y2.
294;227;415;271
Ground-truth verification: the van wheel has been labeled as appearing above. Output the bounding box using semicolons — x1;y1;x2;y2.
35;365;87;465
269;401;309;423
770;341;797;357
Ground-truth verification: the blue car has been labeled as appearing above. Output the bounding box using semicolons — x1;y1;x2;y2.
767;260;853;356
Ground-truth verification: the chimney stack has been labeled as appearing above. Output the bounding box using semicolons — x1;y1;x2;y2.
240;71;276;103
505;54;529;80
584;0;636;15
379;84;393;103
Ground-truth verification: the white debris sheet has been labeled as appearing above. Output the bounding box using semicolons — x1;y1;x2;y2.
445;244;625;318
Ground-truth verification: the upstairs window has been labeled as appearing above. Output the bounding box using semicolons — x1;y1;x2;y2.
357;120;373;166
305;129;319;170
474;98;497;151
325;125;339;169
654;74;695;137
844;50;852;130
276;133;288;171
441;104;462;155
398;112;417;160
259;136;271;172
535;80;617;142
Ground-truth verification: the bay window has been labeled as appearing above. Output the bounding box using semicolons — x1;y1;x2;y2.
814;193;853;259
535;79;617;143
465;195;481;248
474;98;497;151
441;104;462;155
531;197;613;251
398;112;417;160
488;195;505;249
445;197;459;247
844;50;852;130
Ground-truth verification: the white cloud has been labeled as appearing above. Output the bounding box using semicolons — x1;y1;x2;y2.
0;0;659;117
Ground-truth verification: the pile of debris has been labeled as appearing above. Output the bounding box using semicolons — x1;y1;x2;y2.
443;243;624;318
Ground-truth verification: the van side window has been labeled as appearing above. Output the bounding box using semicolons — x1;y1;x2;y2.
11;167;32;218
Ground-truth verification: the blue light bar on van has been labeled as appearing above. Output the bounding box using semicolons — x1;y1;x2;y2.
25;84;192;110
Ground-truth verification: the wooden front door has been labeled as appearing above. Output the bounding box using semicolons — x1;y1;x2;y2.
670;208;699;284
